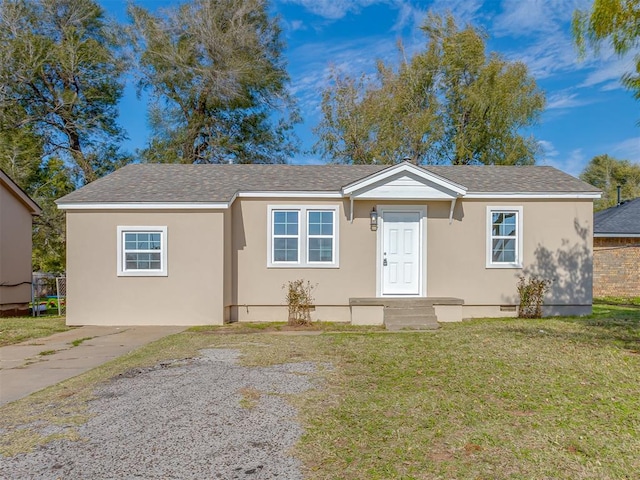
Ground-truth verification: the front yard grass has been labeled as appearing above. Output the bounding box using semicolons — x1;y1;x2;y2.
0;316;70;347
1;306;639;478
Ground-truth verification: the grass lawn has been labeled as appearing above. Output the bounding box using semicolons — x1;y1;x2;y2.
1;306;639;479
0;316;70;347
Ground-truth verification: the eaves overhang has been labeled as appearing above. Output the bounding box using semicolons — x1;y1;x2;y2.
57;202;231;210
0;169;42;215
594;233;640;238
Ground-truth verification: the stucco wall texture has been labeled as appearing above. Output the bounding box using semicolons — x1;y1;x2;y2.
66;198;594;326
593;237;640;298
0;185;34;315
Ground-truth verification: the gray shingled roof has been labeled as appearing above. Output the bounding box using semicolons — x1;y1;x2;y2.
594;198;640;235
56;163;600;204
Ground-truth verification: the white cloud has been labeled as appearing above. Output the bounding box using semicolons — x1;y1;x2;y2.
538;139;558;158
391;1;427;33
290;19;306;31
542;148;586;176
429;0;484;24
612;137;640;163
579;52;636;90
288;33;405;107
279;0;382;20
546;91;591;110
492;0;588;38
499;29;582;80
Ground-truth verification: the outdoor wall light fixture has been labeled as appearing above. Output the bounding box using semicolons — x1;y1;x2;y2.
370;207;378;231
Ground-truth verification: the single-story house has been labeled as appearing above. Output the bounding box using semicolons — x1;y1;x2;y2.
593;197;640;298
56;161;600;327
0;169;42;317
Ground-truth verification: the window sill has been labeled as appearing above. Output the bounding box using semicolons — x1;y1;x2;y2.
485;263;522;269
267;263;340;269
117;271;168;277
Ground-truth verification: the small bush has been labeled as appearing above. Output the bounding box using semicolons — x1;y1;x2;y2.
517;275;551;318
284;279;315;326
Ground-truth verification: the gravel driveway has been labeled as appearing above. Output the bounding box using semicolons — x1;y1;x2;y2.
0;349;327;479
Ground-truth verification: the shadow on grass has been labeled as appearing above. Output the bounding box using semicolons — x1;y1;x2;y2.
500;304;640;354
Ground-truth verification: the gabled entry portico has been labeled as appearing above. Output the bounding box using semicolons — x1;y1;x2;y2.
342;162;467;300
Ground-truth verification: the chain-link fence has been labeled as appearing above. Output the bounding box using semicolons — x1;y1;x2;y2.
32;273;66;316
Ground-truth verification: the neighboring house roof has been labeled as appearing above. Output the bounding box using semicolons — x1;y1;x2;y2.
56;162;600;207
0;169;42;215
594;198;640;237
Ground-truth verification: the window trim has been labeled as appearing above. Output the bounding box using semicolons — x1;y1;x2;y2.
486;206;523;269
117;226;168;277
267;205;340;268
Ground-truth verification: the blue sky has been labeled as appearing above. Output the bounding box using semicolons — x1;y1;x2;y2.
100;0;639;177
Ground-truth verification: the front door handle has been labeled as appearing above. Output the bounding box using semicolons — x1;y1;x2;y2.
383;253;387;266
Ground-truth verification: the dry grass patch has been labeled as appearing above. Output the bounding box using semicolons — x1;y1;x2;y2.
188;321;384;335
238;387;262;410
0;317;70;347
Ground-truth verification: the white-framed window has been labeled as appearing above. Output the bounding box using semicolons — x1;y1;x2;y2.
117;226;168;276
486;207;523;269
273;211;300;263
307;210;335;263
267;205;339;268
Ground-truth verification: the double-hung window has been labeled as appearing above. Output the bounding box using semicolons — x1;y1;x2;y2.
486;207;522;268
117;226;168;276
268;206;339;267
273;211;300;262
307;211;334;263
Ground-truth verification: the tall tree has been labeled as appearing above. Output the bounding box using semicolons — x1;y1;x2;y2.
0;0;130;185
29;158;74;273
580;154;640;210
314;13;545;165
0;122;43;187
573;0;640;99
129;0;298;164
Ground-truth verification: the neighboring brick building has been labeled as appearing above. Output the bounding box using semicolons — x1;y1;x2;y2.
593;198;640;298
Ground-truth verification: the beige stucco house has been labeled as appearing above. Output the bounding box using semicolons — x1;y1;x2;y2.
1;169;42;316
57;162;600;327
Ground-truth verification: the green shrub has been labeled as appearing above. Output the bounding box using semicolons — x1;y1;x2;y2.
517;275;551;318
283;279;315;326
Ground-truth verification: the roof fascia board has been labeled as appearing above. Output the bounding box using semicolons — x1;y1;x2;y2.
0;170;42;215
237;191;343;198
57;202;230;210
343;163;467;196
594;233;640;238
465;192;601;199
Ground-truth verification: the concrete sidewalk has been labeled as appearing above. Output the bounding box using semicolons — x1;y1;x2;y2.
0;325;185;406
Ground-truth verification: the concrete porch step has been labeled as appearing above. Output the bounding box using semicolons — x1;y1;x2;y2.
384;305;439;331
385;305;436;317
384;315;440;331
349;296;464;328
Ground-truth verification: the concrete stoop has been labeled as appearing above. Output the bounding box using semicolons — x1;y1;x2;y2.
384;304;440;331
349;297;464;329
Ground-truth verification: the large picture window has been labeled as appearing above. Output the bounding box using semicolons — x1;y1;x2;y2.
486;207;522;268
117;226;168;276
268;206;339;268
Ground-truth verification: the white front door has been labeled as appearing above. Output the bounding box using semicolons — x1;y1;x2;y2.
381;211;421;295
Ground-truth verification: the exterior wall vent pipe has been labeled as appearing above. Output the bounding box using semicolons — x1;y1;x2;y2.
617;185;622;206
